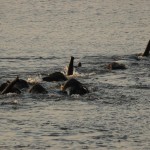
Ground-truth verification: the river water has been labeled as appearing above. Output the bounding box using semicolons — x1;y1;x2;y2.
0;0;150;149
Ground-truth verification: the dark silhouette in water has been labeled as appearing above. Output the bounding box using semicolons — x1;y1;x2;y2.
42;56;80;82
43;72;67;82
0;82;9;92
74;62;82;68
142;40;150;56
0;77;29;94
77;62;82;67
107;62;127;70
29;84;48;94
0;56;86;96
61;78;89;95
1;77;21;94
14;79;29;89
136;40;150;57
67;56;74;75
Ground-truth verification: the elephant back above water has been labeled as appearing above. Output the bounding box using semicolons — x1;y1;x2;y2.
62;78;89;95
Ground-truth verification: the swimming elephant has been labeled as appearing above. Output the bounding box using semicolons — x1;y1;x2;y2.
67;56;82;73
42;72;67;82
61;78;89;95
0;77;29;95
42;56;82;82
13;79;29;89
29;84;48;94
0;82;21;94
107;62;127;70
1;77;21;94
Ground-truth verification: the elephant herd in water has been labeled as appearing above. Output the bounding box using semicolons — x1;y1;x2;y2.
0;40;150;96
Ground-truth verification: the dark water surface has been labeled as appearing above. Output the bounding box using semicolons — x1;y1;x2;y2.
0;0;150;149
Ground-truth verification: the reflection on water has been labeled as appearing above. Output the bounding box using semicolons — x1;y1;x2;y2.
0;0;150;149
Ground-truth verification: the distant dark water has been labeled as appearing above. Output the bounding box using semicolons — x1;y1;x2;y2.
0;0;150;149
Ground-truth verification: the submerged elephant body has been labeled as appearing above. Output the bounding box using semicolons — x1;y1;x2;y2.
0;82;21;94
14;79;29;89
0;77;21;94
29;84;48;94
0;77;29;95
62;78;89;95
43;72;67;82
